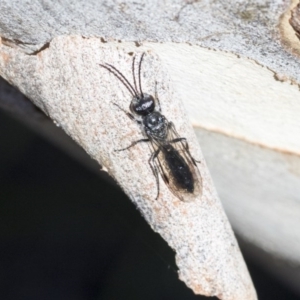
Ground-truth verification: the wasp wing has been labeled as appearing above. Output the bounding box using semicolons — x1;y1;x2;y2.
151;123;202;202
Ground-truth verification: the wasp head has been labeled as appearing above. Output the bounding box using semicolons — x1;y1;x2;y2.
130;93;155;116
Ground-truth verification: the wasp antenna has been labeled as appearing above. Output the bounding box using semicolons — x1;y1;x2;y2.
132;55;139;97
100;63;138;98
138;53;145;98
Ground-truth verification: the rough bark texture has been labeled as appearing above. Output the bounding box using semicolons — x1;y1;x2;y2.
0;36;256;299
2;0;300;298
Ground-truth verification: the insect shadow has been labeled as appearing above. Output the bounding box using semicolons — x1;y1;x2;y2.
100;52;202;202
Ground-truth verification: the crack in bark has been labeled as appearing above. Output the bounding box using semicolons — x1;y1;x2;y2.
0;36;50;55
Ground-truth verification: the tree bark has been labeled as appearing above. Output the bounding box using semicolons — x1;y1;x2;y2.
2;0;300;298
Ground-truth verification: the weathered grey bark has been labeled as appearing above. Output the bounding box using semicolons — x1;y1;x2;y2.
0;36;256;299
1;0;300;298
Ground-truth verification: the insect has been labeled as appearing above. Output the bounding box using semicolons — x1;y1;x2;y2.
100;52;202;202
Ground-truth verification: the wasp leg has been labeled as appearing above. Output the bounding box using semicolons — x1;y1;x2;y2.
113;103;142;125
148;148;161;200
168;123;201;166
115;139;150;152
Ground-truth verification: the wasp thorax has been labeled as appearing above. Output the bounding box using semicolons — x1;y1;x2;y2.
143;111;165;131
130;94;155;116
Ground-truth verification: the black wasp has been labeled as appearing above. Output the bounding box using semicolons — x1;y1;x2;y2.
100;52;202;202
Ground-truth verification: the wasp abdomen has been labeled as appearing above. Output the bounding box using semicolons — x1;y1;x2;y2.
162;145;194;193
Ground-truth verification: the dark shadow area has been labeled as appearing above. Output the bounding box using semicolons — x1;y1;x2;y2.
0;109;299;300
